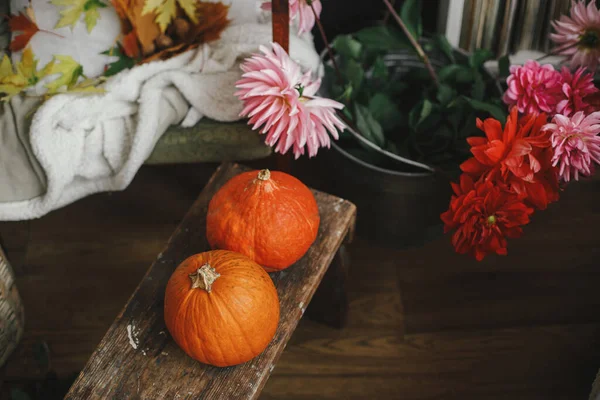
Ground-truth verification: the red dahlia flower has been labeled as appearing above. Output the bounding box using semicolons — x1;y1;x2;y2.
441;175;534;261
461;108;560;210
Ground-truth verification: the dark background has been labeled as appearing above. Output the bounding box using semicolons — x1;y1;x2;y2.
313;0;441;51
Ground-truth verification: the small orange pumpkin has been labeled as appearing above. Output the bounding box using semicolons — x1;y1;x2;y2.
164;250;280;367
206;169;320;271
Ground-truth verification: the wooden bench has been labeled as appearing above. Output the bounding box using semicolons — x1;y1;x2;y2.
65;162;356;399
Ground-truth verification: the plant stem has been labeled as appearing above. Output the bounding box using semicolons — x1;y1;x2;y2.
308;1;343;84
382;0;397;25
40;29;65;39
535;44;576;62
381;0;439;87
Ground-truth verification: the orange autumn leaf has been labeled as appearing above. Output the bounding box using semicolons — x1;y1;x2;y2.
122;31;141;58
111;0;161;56
192;2;230;44
9;11;40;52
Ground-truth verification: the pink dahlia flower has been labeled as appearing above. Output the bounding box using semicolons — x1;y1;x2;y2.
503;61;563;115
556;67;599;116
550;0;600;72
235;43;344;158
262;0;323;35
544;111;600;182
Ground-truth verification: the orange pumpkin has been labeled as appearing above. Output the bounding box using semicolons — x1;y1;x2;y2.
164;250;280;367
206;169;320;271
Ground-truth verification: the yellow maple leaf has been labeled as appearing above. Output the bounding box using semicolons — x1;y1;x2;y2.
44;55;85;93
0;48;41;100
0;55;14;78
51;0;106;33
142;0;198;32
84;8;101;32
0;48;104;101
177;0;198;24
63;77;106;95
17;47;38;82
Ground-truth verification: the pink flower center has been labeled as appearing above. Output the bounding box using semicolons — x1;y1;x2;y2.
486;215;497;226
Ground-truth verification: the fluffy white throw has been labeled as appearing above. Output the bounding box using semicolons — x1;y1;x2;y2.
0;23;321;220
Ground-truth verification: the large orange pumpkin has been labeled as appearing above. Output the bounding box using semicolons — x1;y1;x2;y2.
206;169;320;271
164;250;280;367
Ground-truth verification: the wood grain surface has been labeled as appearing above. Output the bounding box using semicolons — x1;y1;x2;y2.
1;161;600;400
64;163;357;399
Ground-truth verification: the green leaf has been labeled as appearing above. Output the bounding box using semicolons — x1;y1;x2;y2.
436;84;455;106
342;106;353;121
469;48;494;69
437;64;462;82
84;0;107;10
354;25;409;51
372;56;388;80
387;79;407;95
498;54;510;78
337;84;353;102
354;103;386;147
102;46;137;77
446;99;467;132
464;97;507;122
418;99;433;125
409;99;434;131
433;34;456;64
332;35;363;60
368;93;403;131
408;101;421;130
471;72;485;100
344;60;364;98
400;0;422;39
438;65;475;84
456;67;474;83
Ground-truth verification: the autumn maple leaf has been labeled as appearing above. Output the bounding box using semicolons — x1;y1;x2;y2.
8;11;40;52
0;48;49;100
0;47;104;101
143;0;199;32
51;0;108;33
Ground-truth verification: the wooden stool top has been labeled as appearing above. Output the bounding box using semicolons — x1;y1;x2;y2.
66;163;356;399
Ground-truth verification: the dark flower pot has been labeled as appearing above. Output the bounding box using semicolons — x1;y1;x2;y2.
306;143;451;247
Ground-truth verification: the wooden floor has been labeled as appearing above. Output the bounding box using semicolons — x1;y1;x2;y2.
1;163;599;399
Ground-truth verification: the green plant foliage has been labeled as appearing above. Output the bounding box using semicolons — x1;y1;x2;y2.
400;0;422;39
325;0;507;172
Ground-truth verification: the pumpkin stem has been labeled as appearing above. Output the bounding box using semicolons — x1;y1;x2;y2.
189;264;220;293
257;169;271;181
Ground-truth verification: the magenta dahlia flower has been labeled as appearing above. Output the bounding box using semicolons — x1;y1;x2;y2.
557;67;599;116
235;43;344;158
544;111;600;182
503;61;564;115
550;0;600;72
262;0;323;34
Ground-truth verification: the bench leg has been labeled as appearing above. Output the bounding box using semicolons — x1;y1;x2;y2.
305;244;349;329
